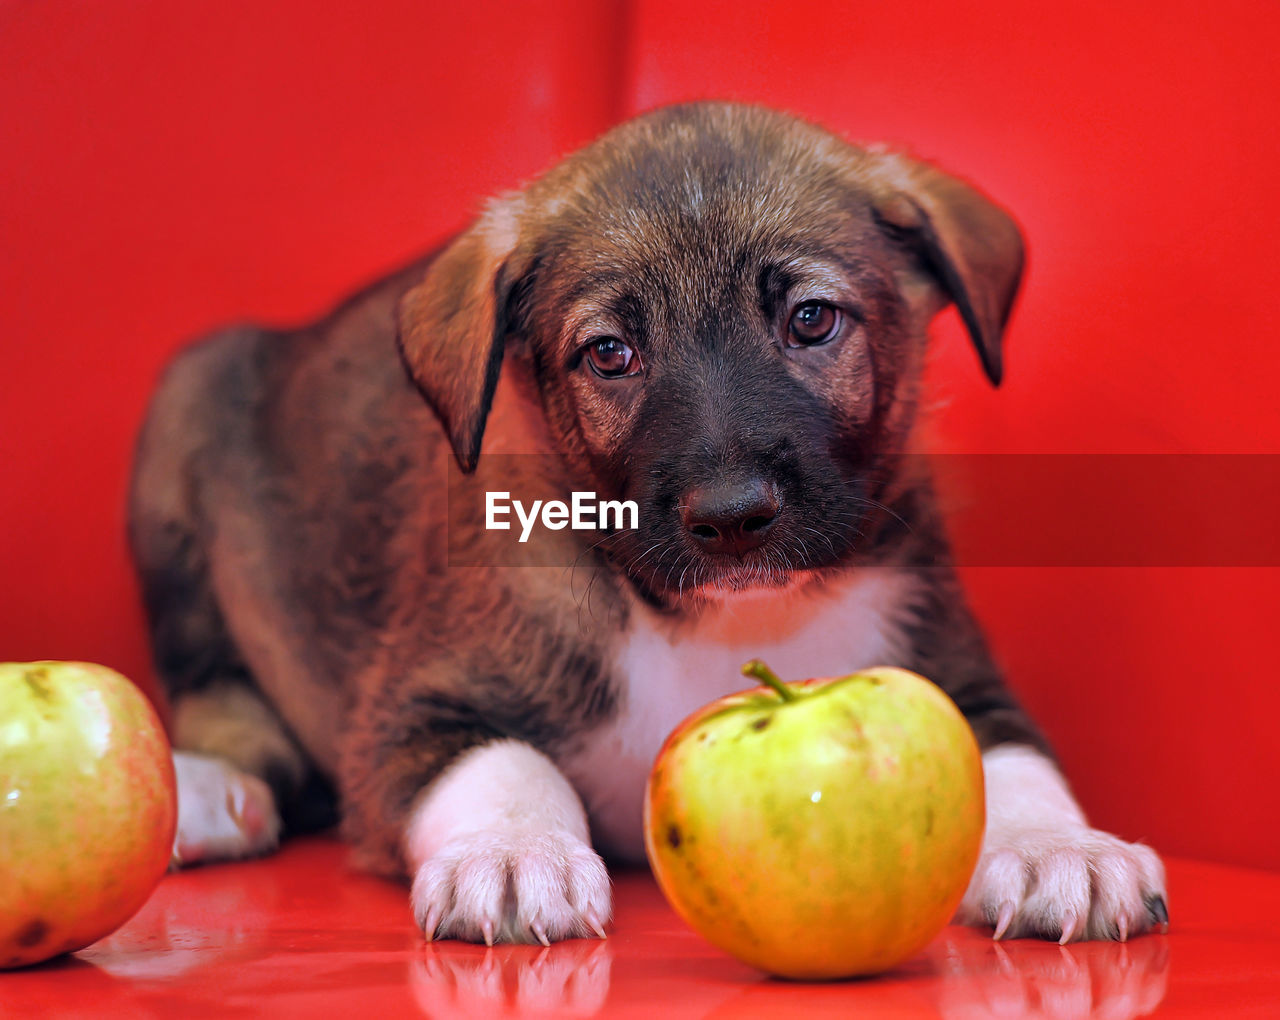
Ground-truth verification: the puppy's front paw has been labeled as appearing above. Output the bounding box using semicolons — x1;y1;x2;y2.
411;830;611;946
957;827;1168;943
171;751;281;868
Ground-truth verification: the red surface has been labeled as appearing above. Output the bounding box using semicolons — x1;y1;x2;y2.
2;836;1278;1018
2;0;1279;880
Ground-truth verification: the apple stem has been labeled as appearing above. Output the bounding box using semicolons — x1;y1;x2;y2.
741;660;797;702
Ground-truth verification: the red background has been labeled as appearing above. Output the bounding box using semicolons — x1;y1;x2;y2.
3;1;1277;871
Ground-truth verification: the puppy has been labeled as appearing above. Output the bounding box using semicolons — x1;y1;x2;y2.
130;101;1167;945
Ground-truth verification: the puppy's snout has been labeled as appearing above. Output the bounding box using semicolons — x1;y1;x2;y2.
681;478;780;556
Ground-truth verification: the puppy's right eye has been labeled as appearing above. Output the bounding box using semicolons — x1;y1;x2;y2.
585;336;640;379
787;301;842;347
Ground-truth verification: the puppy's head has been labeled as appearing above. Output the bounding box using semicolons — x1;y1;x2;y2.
399;102;1023;605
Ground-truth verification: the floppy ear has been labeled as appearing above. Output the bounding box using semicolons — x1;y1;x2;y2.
397;194;526;473
871;156;1025;386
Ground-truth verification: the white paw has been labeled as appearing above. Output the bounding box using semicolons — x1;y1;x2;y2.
411;830;611;946
170;751;281;867
957;826;1168;942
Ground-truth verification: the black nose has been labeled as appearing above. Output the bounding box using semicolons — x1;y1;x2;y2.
681;478;780;555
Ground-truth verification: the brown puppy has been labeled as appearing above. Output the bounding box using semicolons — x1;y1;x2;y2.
130;101;1167;945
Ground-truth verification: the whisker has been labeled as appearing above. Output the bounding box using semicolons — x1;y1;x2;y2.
854;495;910;532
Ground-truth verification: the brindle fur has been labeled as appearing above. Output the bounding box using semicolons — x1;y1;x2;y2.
130;102;1045;880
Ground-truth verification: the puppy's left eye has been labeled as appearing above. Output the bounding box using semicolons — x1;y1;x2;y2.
585;336;640;378
787;302;842;347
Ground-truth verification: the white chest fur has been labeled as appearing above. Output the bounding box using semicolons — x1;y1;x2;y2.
559;569;916;861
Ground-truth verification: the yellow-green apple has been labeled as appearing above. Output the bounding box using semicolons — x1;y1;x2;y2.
644;660;984;980
1;661;177;968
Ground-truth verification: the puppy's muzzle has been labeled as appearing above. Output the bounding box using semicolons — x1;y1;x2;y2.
680;477;780;556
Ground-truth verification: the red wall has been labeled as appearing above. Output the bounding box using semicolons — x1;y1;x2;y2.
3;1;1277;870
0;0;626;697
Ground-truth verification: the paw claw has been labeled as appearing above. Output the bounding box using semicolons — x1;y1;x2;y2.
481;919;495;947
422;905;441;941
531;922;551;948
993;901;1016;941
1059;911;1080;945
1117;914;1129;942
1144;893;1169;929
